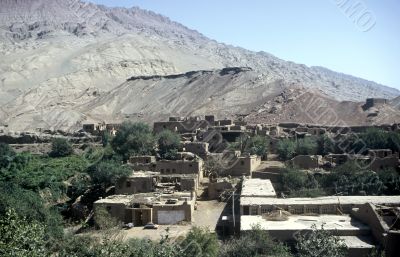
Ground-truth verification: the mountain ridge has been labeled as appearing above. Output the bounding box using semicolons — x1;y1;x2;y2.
0;0;399;131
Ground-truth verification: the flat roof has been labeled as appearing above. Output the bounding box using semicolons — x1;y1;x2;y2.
240;215;370;232
241;179;276;197
95;191;194;205
240;195;400;206
95;195;136;205
339;236;375;249
127;171;197;179
128;171;160;177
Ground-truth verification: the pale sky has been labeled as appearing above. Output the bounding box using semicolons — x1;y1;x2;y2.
90;0;400;90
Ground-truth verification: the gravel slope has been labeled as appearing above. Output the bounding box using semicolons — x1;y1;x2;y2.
0;0;399;131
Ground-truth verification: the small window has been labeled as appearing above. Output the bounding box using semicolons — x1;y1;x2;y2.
166;169;170;173
241;161;245;165
146;159;150;163
189;164;193;167
126;181;131;187
172;169;176;172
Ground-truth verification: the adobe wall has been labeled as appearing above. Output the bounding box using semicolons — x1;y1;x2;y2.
290;155;321;169
93;202;127;223
128;156;156;164
184;142;209;157
128;163;156;172
351;204;386;245
365;98;388;109
116;176;155;194
180;177;198;191
227;156;261;176
156;160;203;180
252;171;282;183
242;202;386;216
208;181;233;199
125;208;152;226
369;156;399;172
386;231;400;257
152;201;193;224
153;120;208;134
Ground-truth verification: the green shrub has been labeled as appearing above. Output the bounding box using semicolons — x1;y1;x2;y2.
49;138;73;157
296;137;318;155
180;227;219;257
220;224;292;257
317;135;335;155
277;139;296;160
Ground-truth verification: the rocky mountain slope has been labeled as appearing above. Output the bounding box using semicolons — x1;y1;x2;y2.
0;0;399;131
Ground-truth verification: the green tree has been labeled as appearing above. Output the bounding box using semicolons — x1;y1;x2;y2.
229;135;249;152
323;161;384;195
111;122;155;161
0;183;63;242
277;139;296;160
295;224;347;257
317;135;335;155
379;168;400;195
247;135;269;157
49;138;73;157
0;143;15;169
87;160;131;188
0;209;47;257
281;170;308;192
180;227;219;257
94;206;120;230
350;128;394;154
157;130;181;160
296;137;318;155
204;155;226;176
67;174;91;200
387;131;400;153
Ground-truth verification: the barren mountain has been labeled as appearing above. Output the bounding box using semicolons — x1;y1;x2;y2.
0;0;399;131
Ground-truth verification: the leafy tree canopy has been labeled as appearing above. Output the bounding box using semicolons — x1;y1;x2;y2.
157;130;181;160
0;143;15;169
87;160;131;188
111;122;155;161
0;209;47;257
